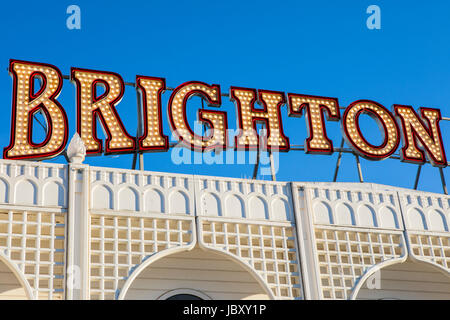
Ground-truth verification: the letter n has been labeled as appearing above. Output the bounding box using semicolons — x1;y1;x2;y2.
394;105;447;167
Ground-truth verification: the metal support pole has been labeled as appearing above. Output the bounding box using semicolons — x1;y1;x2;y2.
252;148;260;180
269;151;276;181
413;164;422;190
439;167;448;195
333;138;345;182
355;155;364;183
132;153;137;170
253;126;266;180
62;150;70;163
135;88;144;171
201;98;206;131
139;152;144;171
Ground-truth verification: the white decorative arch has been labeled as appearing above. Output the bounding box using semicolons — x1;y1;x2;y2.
335;202;355;225
117;243;196;300
313;201;333;224
248;195;268;220
270;197;291;221
427;209;448;232
91;184;114;210
356;203;377;227
0;177;10;203
143;187;165;213
117;185;139;211
223;193;245;218
378;206;399;229
168;188;190;214
117;244;275;300
408;248;450;275
14;179;37;205
0;251;34;300
407;207;428;230
200;192;222;217
194;244;275;300
349;255;408;300
42;180;66;207
350;254;450;300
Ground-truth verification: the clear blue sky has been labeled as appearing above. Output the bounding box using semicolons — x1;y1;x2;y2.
0;0;449;194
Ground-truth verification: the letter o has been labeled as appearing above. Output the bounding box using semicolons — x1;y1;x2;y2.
342;100;400;160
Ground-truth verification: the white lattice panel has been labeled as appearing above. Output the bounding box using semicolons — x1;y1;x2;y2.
89;213;194;300
314;226;404;299
198;217;302;299
398;189;450;272
195;176;301;299
408;231;450;271
398;190;450;272
292;182;409;300
0;159;67;300
0;209;66;299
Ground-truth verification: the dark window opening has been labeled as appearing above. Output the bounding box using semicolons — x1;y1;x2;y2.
166;294;203;300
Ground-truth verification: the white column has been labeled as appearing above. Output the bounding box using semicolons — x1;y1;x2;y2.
290;183;321;299
66;163;90;300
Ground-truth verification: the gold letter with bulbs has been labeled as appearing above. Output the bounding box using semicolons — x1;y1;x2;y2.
3;59;448;169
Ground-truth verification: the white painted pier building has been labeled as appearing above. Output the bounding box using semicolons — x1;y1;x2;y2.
0;158;449;300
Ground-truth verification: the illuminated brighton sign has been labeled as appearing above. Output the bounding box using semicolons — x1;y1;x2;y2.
3;59;448;168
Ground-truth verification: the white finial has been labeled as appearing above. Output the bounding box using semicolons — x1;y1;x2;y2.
67;133;86;164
